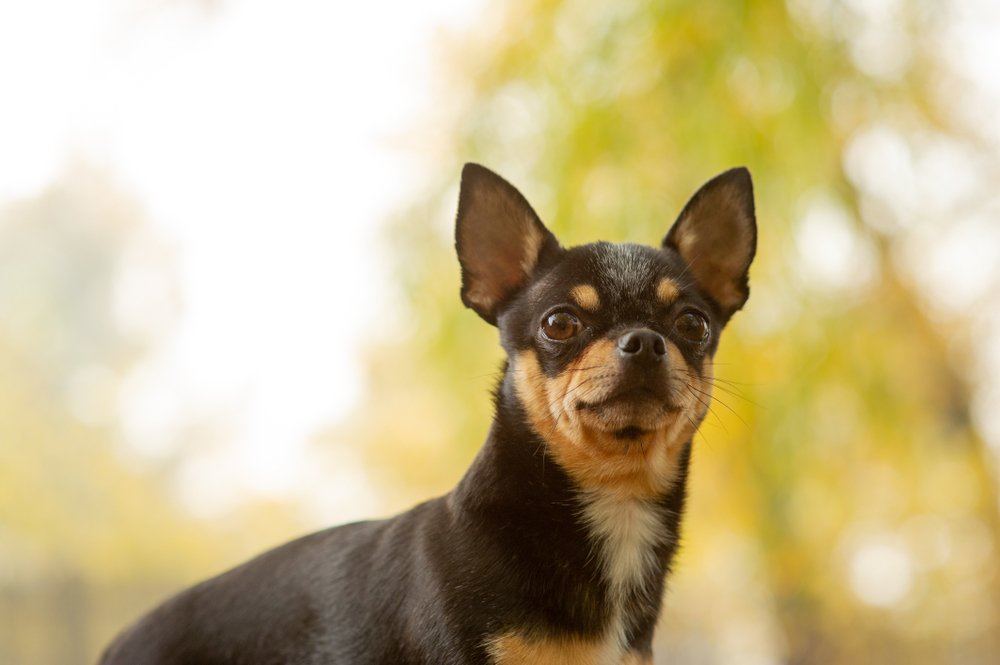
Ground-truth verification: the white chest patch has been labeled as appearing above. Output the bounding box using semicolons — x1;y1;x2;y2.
581;492;673;641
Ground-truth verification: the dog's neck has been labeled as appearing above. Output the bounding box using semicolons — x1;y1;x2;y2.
449;374;691;649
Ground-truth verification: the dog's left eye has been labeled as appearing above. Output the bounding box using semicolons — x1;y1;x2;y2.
542;312;582;341
674;312;710;344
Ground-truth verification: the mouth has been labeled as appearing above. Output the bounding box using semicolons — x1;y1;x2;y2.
611;426;647;440
577;385;681;411
574;386;682;433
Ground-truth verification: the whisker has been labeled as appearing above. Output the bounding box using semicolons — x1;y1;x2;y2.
562;375;601;398
539;409;564;478
682;375;752;405
678;381;730;435
638;436;654;475
677;368;761;408
697;375;757;397
675;252;700;282
682;382;748;429
701;378;749;395
532;374;608;471
706;383;761;408
706;376;754;388
690;420;714;451
678;371;747;398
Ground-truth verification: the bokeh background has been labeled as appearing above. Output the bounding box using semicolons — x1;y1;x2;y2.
2;0;1000;663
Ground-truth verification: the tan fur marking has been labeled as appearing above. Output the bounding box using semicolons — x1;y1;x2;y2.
465;282;499;313
656;278;679;305
570;284;601;311
520;214;546;276
486;632;619;665
512;342;712;497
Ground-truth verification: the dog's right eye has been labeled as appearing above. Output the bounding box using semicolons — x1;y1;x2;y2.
542;312;582;341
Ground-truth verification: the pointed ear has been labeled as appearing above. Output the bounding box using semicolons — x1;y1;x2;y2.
455;164;560;325
663;167;757;318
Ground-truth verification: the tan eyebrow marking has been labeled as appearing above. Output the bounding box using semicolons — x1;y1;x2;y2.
570;284;600;311
657;278;680;305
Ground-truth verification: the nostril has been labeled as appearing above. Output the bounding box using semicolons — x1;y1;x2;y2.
621;335;643;354
617;329;667;358
651;336;667;357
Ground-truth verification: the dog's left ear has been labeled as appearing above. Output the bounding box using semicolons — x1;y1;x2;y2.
663;167;757;319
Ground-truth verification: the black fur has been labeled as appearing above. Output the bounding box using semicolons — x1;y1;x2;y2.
99;164;756;665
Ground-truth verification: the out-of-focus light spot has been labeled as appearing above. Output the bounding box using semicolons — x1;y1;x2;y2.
898;215;1000;314
794;194;877;292
841;0;912;80
912;137;981;213
849;537;914;607
842;0;903;20
843;125;917;219
848;24;912;80
718;617;784;665
485;83;547;171
729;57;763;110
737;280;800;338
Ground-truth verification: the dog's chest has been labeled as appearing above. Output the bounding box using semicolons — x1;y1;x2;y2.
485;495;667;665
582;492;670;612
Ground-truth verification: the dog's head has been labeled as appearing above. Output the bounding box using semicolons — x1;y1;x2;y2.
456;164;756;496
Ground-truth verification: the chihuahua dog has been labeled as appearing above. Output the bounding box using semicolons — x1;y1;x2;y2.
100;164;756;665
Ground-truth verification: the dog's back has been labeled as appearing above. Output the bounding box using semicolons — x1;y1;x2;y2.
101;499;471;665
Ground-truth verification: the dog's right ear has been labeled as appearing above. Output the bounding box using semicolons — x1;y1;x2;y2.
455;164;560;325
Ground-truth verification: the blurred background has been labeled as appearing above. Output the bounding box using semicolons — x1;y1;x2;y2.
2;0;1000;662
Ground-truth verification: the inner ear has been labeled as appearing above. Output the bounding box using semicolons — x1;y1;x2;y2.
455;164;560;325
663;167;757;318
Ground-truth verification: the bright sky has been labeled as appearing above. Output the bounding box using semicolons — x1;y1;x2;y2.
0;0;483;519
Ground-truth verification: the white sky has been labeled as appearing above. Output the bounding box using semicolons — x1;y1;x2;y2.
0;0;483;519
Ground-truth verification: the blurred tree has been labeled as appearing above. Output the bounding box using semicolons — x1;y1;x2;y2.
337;0;1000;662
0;164;299;664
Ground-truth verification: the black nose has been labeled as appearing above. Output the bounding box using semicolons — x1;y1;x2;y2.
616;329;667;360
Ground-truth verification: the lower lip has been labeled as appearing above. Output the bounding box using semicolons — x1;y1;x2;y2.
612;426;647;440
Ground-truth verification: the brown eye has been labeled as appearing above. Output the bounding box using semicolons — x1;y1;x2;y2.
542;312;582;341
674;312;709;343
